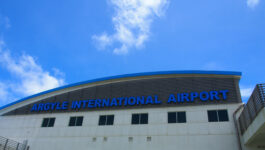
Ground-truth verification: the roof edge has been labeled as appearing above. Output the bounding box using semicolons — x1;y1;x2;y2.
0;70;241;110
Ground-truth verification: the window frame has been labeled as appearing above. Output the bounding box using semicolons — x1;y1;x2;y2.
168;111;186;123
98;115;114;126
131;113;148;125
207;109;229;122
68;116;83;127
41;117;55;127
217;110;229;122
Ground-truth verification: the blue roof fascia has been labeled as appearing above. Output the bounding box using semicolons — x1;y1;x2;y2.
0;70;241;110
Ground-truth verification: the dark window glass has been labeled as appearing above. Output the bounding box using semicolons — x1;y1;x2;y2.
42;118;49;127
140;114;148;124
218;110;229;122
69;116;83;126
132;113;148;125
48;118;55;127
208;110;229;122
168;112;186;123
106;115;114;125
168;112;177;123
76;117;83;126
99;116;106;126
42;118;55;127
69;117;76;126
132;114;139;124
99;115;114;126
208;110;218;122
177;112;186;123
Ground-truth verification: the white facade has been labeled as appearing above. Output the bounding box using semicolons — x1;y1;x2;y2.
0;103;241;150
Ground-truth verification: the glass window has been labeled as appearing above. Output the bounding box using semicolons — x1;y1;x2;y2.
132;114;139;124
99;115;114;126
76;116;83;126
140;113;148;124
168;112;186;123
106;115;114;125
208;110;229;122
168;112;177;123
69;117;76;126
41;118;55;127
42;118;49;127
218;110;229;121
69;116;83;126
177;112;186;123
208;110;218;122
131;113;148;125
48;118;55;127
99;115;106;125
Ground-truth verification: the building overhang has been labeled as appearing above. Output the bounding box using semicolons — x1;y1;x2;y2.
0;70;242;115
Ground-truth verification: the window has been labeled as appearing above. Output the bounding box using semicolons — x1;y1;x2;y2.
69;116;83;126
98;115;114;126
41;118;55;127
168;112;186;123
128;137;133;142
131;113;148;125
146;136;152;142
103;137;108;142
208;110;229;122
92;137;97;142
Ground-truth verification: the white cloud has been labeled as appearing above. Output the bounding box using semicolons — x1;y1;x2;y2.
240;87;253;98
0;40;65;104
247;0;260;8
93;0;169;55
0;39;4;46
202;62;225;70
0;15;11;29
0;82;9;101
92;33;113;50
240;85;255;103
52;68;65;78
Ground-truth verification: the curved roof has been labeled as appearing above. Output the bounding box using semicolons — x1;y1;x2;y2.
0;70;241;110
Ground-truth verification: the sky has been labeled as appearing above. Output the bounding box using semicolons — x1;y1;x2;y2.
0;0;264;107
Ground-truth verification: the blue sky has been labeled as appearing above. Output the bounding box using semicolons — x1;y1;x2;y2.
0;0;264;106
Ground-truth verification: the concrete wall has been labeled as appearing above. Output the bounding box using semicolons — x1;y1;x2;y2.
240;107;265;150
0;104;241;150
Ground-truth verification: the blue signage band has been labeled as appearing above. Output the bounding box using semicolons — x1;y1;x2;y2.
1;70;240;110
31;90;229;112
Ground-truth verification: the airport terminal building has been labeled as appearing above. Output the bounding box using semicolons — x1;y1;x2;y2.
0;71;264;150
